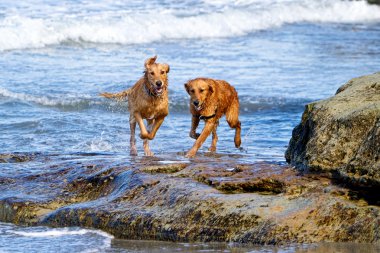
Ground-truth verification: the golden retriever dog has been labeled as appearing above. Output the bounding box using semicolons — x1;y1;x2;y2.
184;78;241;158
100;56;170;156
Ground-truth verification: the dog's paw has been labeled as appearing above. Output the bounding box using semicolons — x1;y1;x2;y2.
185;151;196;158
140;133;154;140
208;146;216;152
234;136;241;148
139;132;148;139
144;150;154;156
130;147;138;156
189;132;200;139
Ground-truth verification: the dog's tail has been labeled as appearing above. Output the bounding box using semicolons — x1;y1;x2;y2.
99;88;131;101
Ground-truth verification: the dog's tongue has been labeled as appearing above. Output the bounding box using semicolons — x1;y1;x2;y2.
155;87;163;94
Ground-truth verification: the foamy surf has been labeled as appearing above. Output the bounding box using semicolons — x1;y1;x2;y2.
10;228;113;239
0;87;103;110
0;0;379;51
0;87;310;113
2;224;114;253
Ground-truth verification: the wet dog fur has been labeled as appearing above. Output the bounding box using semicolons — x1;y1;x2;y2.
184;77;241;157
100;56;170;156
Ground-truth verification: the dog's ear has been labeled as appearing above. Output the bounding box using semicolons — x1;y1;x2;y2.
162;63;170;73
145;55;157;69
208;80;216;94
184;82;189;94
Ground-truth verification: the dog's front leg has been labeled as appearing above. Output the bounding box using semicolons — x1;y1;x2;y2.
189;116;200;139
186;120;215;158
209;122;219;152
144;115;166;140
134;112;150;139
143;119;154;156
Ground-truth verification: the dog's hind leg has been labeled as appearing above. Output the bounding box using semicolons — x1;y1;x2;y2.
143;119;154;156
233;121;241;148
129;115;138;156
226;100;241;148
208;121;219;152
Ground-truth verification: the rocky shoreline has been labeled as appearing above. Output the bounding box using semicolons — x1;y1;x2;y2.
0;152;379;244
1;73;379;245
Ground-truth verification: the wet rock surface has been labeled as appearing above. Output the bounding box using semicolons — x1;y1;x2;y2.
0;152;379;244
286;72;380;188
0;153;40;163
368;0;380;5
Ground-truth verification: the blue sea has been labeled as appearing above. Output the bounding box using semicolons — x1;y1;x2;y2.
1;0;380;252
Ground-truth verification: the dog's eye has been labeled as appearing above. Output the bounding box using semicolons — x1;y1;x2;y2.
190;89;195;93
150;72;154;75
160;71;165;75
199;89;204;93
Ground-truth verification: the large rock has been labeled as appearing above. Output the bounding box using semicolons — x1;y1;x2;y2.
368;0;380;5
286;72;380;187
0;153;379;244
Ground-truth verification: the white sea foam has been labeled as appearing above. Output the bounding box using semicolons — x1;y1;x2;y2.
88;131;114;152
0;87;97;108
0;0;379;51
10;227;114;252
11;228;111;238
0;86;310;114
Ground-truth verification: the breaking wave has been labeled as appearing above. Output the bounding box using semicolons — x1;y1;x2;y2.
4;225;114;252
0;0;379;51
0;87;309;113
11;228;113;239
0;87;103;111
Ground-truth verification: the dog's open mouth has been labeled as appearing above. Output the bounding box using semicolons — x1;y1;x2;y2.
195;104;203;111
155;86;163;94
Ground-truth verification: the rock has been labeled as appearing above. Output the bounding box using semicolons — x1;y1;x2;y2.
368;0;380;5
0;153;379;244
286;72;380;187
0;152;39;163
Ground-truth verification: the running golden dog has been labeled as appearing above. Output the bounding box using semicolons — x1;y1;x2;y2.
100;56;170;156
184;78;241;157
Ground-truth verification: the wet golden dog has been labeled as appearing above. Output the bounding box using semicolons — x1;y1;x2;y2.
100;56;170;156
184;78;241;158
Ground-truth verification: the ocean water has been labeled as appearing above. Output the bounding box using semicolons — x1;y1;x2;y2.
1;222;380;253
1;0;380;252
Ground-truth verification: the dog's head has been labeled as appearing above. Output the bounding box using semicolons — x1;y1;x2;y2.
184;78;215;111
144;56;170;96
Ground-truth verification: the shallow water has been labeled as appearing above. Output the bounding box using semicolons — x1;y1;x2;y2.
1;222;380;253
1;0;380;252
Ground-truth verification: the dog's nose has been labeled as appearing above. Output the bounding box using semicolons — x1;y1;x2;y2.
156;80;162;87
193;100;199;106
